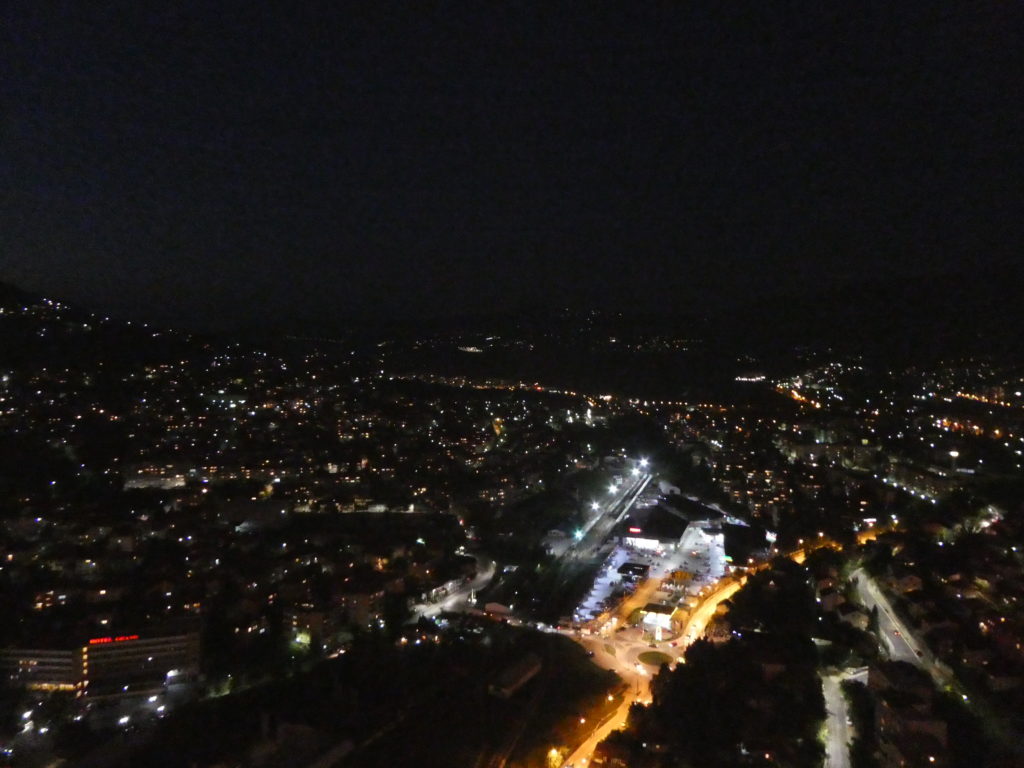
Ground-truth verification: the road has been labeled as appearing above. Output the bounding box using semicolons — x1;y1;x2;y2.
612;574;661;625
560;536;841;767
856;569;1024;759
555;483;755;768
410;555;496;620
556;535;928;768
679;577;743;646
561;690;636;768
559;568;745;767
563;631;652;768
851;569;930;666
822;668;865;768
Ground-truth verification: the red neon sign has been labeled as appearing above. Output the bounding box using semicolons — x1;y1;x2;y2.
628;527;642;534
88;634;139;645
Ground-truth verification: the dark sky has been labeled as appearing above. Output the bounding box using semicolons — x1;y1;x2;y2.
2;3;1022;332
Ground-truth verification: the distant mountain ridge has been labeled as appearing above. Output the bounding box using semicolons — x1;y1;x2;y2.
3;264;1021;365
719;263;1023;361
0;280;210;370
0;280;33;304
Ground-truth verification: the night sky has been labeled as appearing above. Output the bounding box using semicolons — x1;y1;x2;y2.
3;4;1022;332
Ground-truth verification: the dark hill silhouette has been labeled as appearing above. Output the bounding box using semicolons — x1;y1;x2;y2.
717;264;1023;363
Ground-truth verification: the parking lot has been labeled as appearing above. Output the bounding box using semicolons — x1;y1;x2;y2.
571;500;728;629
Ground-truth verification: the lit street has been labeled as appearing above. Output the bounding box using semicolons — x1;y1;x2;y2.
852;569;930;667
411;555;497;620
563;633;651;768
679;578;743;646
561;692;637;768
822;669;865;768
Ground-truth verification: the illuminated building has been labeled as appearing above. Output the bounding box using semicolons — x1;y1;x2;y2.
1;630;200;697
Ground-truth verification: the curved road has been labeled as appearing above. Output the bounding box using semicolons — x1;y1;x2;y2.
410;555;497;620
562;633;650;768
561;572;745;767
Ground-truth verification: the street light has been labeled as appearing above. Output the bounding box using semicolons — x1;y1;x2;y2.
639;458;648;468
591;501;600;511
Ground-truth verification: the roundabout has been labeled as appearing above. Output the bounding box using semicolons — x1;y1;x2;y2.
637;650;673;667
